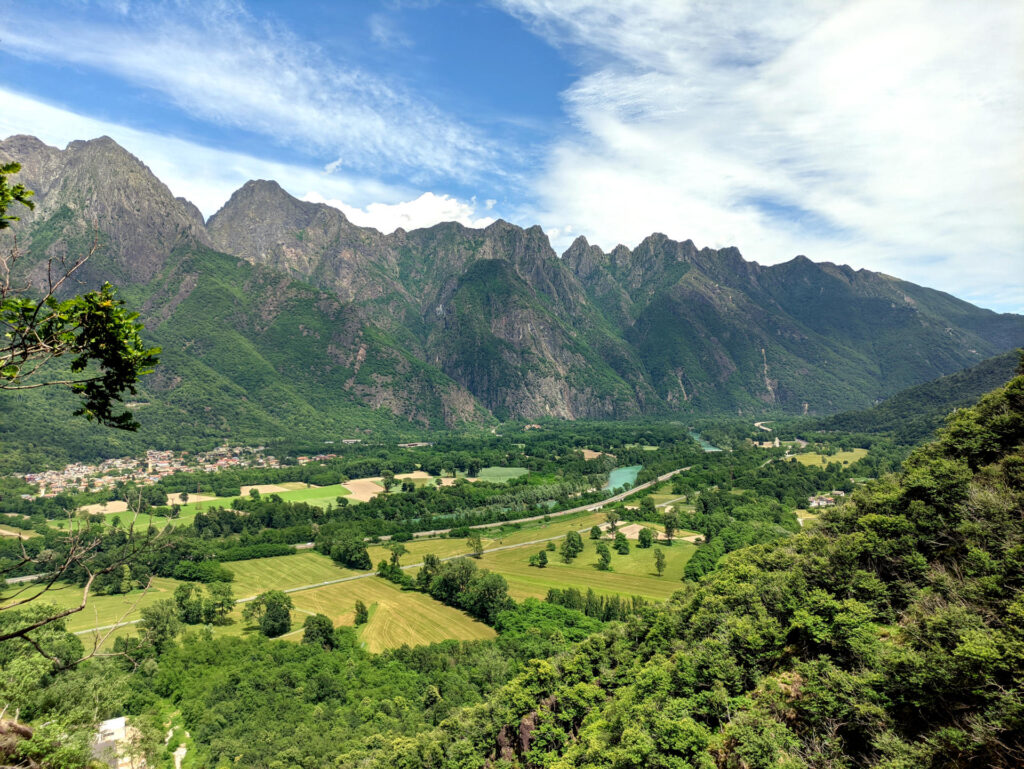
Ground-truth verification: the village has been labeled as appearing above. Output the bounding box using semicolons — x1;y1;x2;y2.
17;445;287;498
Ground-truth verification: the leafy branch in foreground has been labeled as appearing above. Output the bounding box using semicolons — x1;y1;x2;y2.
0;161;160;429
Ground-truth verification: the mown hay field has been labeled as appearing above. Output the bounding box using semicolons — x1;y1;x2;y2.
289;577;496;652
792;448;868;466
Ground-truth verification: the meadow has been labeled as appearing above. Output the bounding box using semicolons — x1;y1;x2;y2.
41;506;695;654
791;447;868;466
473;538;696;602
289;577;496;652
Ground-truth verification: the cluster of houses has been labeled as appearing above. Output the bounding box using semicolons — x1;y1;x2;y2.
754;437;781;449
19;445;282;498
808;490;846;508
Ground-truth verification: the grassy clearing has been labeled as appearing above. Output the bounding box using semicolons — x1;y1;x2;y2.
30;576;183;635
792;448;868;466
225;551;358;597
290;577;495;652
0;524;38;538
473;538;695;602
371;511;609;568
475;466;528;482
273;483;351;508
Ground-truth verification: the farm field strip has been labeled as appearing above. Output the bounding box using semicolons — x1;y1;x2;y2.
791;448;868;466
290;577;495;652
62;464;699;643
476;540;696;602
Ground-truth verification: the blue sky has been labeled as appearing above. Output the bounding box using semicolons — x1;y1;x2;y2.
1;0;1022;312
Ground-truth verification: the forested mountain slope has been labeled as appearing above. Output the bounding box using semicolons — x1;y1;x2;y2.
2;133;1022;456
819;350;1021;442
347;359;1024;768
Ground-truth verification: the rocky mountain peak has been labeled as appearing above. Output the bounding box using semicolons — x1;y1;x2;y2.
0;133;210;286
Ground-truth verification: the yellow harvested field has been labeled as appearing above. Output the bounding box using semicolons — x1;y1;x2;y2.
601;522;667;541
166;493;215;505
290;577;495;652
80;500;128;515
342;477;385;502
581;449;614;460
240;484;291;495
396;471;431;480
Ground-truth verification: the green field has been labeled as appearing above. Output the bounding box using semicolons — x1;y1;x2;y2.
474;538;695;602
0;524;38;538
792;448;868;466
289;577;495;652
368;511;609;568
30;577;183;636
225;551;359;597
475;466;528;482
274;483;352;508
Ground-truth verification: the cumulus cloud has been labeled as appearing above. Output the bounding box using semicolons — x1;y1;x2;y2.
302;191;495;233
3;0;495;183
500;0;1024;312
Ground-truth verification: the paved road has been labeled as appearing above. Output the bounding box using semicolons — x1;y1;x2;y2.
75;527;593;635
377;465;691;541
754;421;773;432
75;464;694;636
5;573;44;584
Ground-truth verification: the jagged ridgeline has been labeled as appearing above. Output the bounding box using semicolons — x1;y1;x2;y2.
2;134;1023;458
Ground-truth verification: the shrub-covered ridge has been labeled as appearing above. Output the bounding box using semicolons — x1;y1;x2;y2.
348;361;1024;768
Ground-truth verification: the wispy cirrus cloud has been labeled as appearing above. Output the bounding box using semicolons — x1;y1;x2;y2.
3;0;496;183
500;0;1024;312
0;88;496;229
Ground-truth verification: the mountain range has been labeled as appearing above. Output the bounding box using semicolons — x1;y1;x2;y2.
2;134;1022;457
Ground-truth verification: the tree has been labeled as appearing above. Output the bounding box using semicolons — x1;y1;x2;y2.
639;496;657;517
467;531;484;558
387;542;408;567
560;530;584;563
663;510;679;545
301;613;336;649
138;599;181;654
381;469;396;492
590;525;602;540
638;528;654;548
202;581;234;624
416;553;441;591
243;590;293;637
329;538;372;570
0;167;161;428
173;583;204;625
596;542;612;571
0;165;163;649
605;509;619;531
354;599;369;626
654;548;666;577
614;531;630;554
529;549;548;568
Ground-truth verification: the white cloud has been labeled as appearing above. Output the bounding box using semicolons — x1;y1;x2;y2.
302;191;495;233
500;0;1024;313
3;0;495;183
0;89;495;235
368;13;413;49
